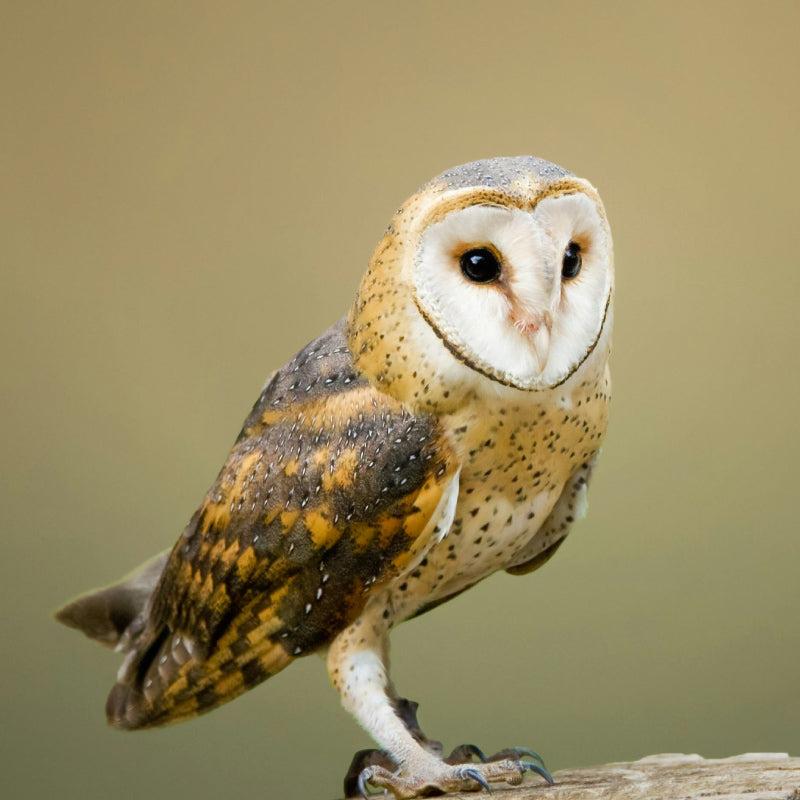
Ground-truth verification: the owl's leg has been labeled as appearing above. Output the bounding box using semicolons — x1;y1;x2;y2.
329;602;551;799
362;698;514;766
342;696;445;797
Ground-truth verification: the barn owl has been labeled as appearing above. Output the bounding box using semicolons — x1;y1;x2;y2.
56;156;613;798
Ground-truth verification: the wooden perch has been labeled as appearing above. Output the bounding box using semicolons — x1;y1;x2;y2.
342;754;800;799
476;753;800;800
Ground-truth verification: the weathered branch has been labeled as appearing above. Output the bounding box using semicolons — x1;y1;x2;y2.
494;753;800;800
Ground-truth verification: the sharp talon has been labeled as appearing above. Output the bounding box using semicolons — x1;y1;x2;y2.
357;767;375;798
522;761;555;785
447;743;488;763
513;747;545;766
463;744;488;763
460;767;493;794
344;750;395;797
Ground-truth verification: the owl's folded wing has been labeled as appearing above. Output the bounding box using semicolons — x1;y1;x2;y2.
102;321;457;729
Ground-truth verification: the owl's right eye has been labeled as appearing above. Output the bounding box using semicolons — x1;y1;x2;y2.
459;248;501;283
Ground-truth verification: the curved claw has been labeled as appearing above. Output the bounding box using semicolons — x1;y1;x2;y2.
344;750;396;798
357;767;375;799
447;743;488;764
458;766;493;794
488;746;547;768
512;746;545;767
521;761;555;786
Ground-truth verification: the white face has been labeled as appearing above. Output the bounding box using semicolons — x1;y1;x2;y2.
411;192;613;390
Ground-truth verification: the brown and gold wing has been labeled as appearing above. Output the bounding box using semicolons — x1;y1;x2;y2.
106;320;456;729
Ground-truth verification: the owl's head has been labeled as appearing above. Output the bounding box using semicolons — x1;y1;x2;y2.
350;157;613;405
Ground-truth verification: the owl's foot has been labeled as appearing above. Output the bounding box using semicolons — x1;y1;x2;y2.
343;692;553;797
389;698;547;774
344;698;444;797
356;757;552;799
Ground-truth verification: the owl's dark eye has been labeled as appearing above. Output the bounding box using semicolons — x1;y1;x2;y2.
562;241;582;279
459;248;501;283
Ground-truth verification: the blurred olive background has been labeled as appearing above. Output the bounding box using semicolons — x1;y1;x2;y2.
2;2;799;798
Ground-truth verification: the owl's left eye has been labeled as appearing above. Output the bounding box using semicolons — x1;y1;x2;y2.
460;248;501;283
561;241;582;279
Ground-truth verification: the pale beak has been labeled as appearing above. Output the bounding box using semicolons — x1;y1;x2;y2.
530;321;551;374
513;311;552;374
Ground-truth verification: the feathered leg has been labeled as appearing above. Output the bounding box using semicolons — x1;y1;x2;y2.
329;596;550;799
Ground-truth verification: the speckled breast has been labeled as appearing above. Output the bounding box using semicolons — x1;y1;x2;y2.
388;370;610;620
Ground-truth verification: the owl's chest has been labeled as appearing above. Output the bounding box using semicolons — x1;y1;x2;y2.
387;387;609;619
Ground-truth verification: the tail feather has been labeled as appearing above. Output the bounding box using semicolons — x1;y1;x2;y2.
105;579;297;729
57;550;298;730
55;550;169;650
